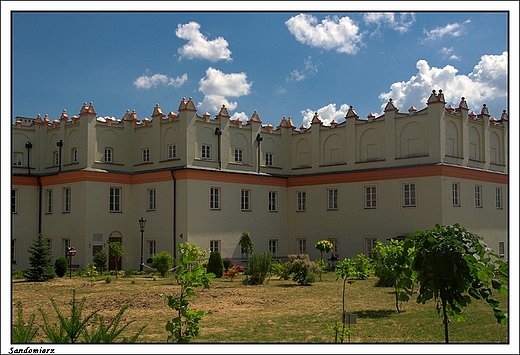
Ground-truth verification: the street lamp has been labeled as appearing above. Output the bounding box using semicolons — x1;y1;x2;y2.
66;246;77;279
25;141;32;174
215;127;222;170
255;133;263;173
138;217;146;272
56;140;63;172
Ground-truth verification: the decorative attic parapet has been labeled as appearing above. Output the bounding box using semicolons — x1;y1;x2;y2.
248;110;262;124
500;110;508;122
311;112;322;125
216;104;231;120
345;106;359;120
167;111;177;121
60;109;69;121
384;98;398;112
408;106;417;115
277;116;295;130
427;90;446;105
458;97;469;111
79;102;96;117
477;104;490;120
151;103;165;119
178;97;197;112
122;109;137;122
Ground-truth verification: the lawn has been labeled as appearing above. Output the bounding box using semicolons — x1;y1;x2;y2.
11;271;509;345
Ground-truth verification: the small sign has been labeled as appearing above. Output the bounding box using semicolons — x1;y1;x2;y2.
343;313;357;324
66;247;77;257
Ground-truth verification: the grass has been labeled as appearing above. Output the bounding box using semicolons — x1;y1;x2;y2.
11;272;509;344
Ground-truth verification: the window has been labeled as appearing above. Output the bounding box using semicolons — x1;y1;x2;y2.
496;187;502;209
268;239;278;257
365;237;378;259
12;239;17;264
45;189;53;214
210;187;220;210
63;187;71;213
142;149;150;163
297;238;307;255
92;245;103;258
296;191;306;212
167;144;176;160
241;246;248;260
53;151;59;166
452;183;460;207
364;186;377;209
265;152;274;167
268;191;278;212
63;239;70;258
327;237;339;259
403;183;416;207
13;152;23;166
498;241;505;258
241;189;251;211
475;185;482;208
45;238;52;249
71;148;78;163
104;148;113;163
147;188;156;211
234;148;243;163
327;188;338;210
202;144;211;160
109;187;122;212
210;240;220;253
148;240;156;260
12;189;18;214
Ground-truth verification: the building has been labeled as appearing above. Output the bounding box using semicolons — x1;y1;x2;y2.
11;90;509;271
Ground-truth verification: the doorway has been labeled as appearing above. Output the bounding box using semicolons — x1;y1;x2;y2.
108;236;122;271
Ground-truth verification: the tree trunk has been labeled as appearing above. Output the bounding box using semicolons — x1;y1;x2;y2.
442;298;449;343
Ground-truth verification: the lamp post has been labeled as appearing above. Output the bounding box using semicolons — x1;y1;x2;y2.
215;127;222;170
25;141;32;174
56;140;63;172
138;217;146;272
255;133;263;173
66;246;76;279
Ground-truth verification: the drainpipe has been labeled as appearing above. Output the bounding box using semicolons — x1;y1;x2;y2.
37;176;42;234
170;170;177;266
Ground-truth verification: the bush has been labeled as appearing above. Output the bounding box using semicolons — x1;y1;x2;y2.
93;251;108;272
207;251;224;278
123;269;134;278
151;251;175;277
287;254;320;286
243;252;272;285
105;276;112;284
271;260;292;280
55;257;69;278
352;253;374;280
223;258;234;271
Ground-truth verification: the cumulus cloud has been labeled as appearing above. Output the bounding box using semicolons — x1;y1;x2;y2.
176;22;232;62
363;12;416;34
134;73;188;89
423;19;471;41
198;67;252;113
301;103;350;127
378;52;508;115
285;13;363;54
287;56;320;82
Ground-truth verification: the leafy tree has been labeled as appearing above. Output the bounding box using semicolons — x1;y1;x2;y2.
93;251;108;272
207;251;224;278
404;224;508;343
165;242;215;343
26;234;55;282
108;241;125;279
333;258;359;343
55;257;69;278
151;251;175;277
239;231;254;255
178;242;208;263
86;264;98;285
315;239;333;261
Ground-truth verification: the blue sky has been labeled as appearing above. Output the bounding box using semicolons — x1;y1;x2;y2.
5;3;516;130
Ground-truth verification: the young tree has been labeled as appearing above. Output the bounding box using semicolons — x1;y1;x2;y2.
151;251;175;277
239;231;254;255
404;224;508;343
26;234;55;282
333;257;358;343
108;241;125;279
207;251;224;278
93;251;108;273
315;240;333;280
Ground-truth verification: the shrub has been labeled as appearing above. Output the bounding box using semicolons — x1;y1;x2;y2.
223;258;234;271
223;265;243;281
352;253;374;280
55;257;69;278
12;270;27;280
287;254;320;286
123;269;134;278
243;252;272;285
105;276;112;284
207;251;224;278
271;260;292;280
93;251;108;272
151;251;175;277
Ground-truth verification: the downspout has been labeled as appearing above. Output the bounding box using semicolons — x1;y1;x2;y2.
37;176;42;234
170;170;177;266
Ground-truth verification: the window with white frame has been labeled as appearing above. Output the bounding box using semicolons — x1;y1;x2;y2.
327;188;338;210
12;189;18;214
475;185;482;208
296;191;306;212
241;189;251;211
12;239;17;264
268;239;278;257
265;152;274;166
210;187;220;210
45;189;53;214
364;185;377;209
496;187;502;209
167;144;176;160
268;191;278;212
297;238;307;255
327;237;339;259
202;144;211;160
452;182;460;206
148;240;156;260
234;148;244;163
498;241;505;258
210;240;220;253
53;151;59;166
142;148;150;163
109;186;122;212
104;148;113;163
365;237;378;259
403;183;416;207
63;187;71;213
71;148;78;163
63;239;70;257
13;152;23;166
147;188;156;211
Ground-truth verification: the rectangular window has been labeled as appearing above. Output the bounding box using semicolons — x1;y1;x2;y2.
12;239;17;264
147;188;156;211
327;237;339;259
496;187;502;209
104;148;113;163
268;191;278;212
71;148;78;163
241;189;251;211
498;241;505;258
202;144;211;160
46;189;53;214
210;187;220;210
365;237;378;259
92;245;103;258
210;240;220;253
53;151;59;166
142;149;150;163
327;188;338;210
364;186;377;209
475;185;482;208
234;148;243;163
12;189;18;214
296;191;306;212
148;240;156;260
297;238;307;255
268;239;278;257
63;187;71;213
63;239;70;258
452;183;460;207
13;152;23;166
109;187;122;212
167;144;176;159
403;183;416;207
265;153;274;166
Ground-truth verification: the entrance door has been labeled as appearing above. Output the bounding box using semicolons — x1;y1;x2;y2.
108;236;122;271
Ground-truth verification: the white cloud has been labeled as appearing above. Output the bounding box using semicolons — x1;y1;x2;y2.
197;67;252;113
285;13;363;55
176;22;232;62
134;73;188;89
423;19;471;41
301;103;350;127
363;12;415;34
378;52;508;115
439;47;461;61
287;56;319;82
230;112;248;122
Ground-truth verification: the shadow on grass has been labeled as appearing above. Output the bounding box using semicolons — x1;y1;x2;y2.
354;309;396;319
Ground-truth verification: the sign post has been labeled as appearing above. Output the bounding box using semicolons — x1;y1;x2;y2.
66;246;77;279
